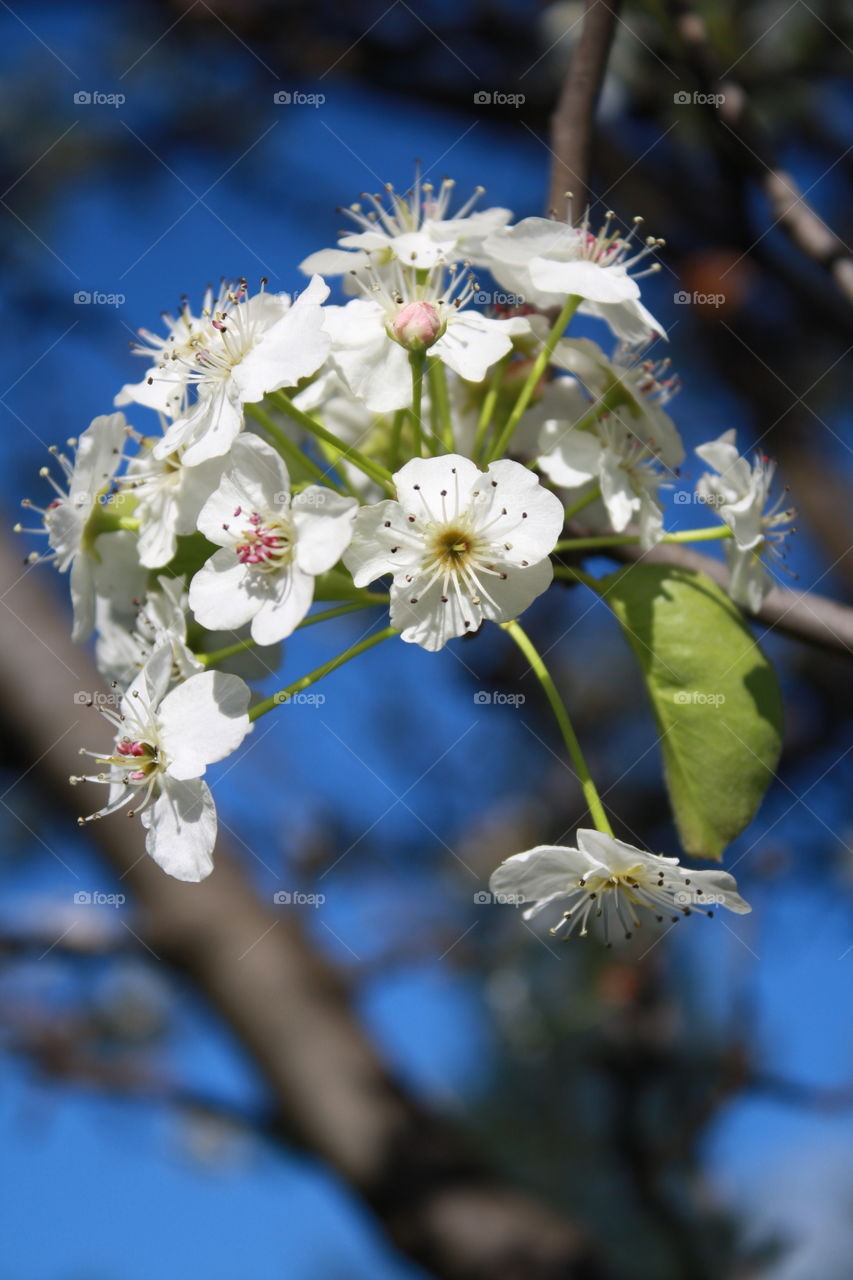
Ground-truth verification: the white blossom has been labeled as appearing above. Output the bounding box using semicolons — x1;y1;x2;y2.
148;277;330;466
549;337;684;469
18;413;129;641
300;173;511;277
72;645;252;882
115;282;233;418
189;434;358;644
323;263;529;414
482;211;665;345
343;454;564;651
695;430;795;611
490;829;751;943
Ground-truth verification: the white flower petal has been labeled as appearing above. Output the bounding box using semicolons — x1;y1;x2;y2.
189;548;262;631
159;670;251;781
489;846;583;918
142;776;217;882
250;567;315;644
343;499;421;587
431;312;517;383
393;454;483;522
292;489;358;576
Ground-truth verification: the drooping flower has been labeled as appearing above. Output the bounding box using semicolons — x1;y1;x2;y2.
148;276;331;466
96;574;203;690
72;645;252;882
119;432;225;568
482;211;665;345
18;413;129;641
300;172;511;276
490;829;751;943
548;336;684;469
343;454;564;651
538;415;670;549
695;430;795;611
189;434;358;644
323;262;530;414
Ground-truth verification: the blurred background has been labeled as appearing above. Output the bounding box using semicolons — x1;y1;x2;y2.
1;2;852;1277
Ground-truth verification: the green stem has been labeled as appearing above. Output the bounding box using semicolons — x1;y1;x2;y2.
245;403;345;494
555;525;734;553
269;391;393;492
427;358;454;453
297;597;388;629
485;294;581;463
389;409;407;473
502;620;613;835
409;351;426;458
553;564;599;589
196;637;257;668
562;484;601;521
473;355;509;462
249;626;398;721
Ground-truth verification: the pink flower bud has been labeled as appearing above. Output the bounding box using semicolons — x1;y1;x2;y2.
390;301;444;351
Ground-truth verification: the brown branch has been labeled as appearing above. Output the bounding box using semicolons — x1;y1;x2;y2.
0;535;607;1280
548;0;622;218
564;521;853;655
665;0;853;305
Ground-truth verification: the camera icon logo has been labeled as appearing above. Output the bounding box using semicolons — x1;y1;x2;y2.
473;691;492;705
473;90;491;104
73;291;92;305
673;91;691;105
473;890;492;904
73;891;92;904
273;890;292;904
74;91;92;105
273;90;292;104
673;489;692;504
673;290;691;304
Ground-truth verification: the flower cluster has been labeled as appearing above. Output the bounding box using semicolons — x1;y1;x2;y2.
19;168;783;932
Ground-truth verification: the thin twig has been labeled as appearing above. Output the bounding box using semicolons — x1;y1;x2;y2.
548;0;622;218
664;0;853;305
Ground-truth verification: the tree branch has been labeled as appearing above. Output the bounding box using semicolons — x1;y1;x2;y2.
664;0;853;305
0;534;606;1280
548;0;622;218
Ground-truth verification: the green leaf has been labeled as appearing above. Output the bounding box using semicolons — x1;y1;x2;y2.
593;563;782;860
